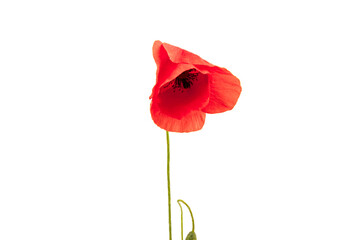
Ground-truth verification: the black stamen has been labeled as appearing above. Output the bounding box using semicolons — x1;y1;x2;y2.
173;69;199;91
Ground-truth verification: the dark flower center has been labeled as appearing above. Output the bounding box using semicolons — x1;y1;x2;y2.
174;69;199;89
162;69;200;93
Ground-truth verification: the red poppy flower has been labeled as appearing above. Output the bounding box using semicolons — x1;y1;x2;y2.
150;40;242;132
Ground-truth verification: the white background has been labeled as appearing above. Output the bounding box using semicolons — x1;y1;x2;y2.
0;0;359;239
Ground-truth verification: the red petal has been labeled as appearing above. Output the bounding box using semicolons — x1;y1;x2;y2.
152;40;167;68
150;101;206;132
162;42;214;67
201;67;242;113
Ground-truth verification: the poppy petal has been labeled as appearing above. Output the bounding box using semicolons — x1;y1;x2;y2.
152;40;164;67
150;102;206;132
162;42;214;67
201;67;241;113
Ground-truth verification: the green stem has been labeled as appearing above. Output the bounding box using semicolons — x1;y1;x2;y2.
177;199;195;232
177;201;184;240
166;131;172;240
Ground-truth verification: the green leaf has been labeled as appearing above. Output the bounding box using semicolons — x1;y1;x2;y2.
186;231;197;240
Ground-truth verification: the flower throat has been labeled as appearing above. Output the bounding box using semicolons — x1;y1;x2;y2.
161;69;200;93
172;69;199;92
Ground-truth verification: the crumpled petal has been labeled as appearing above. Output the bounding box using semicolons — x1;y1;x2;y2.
162;42;214;67
201;67;242;113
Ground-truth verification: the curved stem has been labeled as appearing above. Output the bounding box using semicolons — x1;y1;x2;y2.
177;199;195;232
177;201;184;240
166;131;172;240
